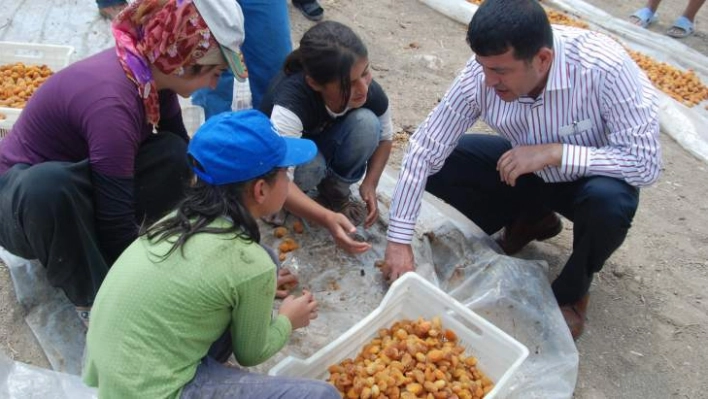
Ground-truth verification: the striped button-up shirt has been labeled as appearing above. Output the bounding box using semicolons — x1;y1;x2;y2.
388;26;661;244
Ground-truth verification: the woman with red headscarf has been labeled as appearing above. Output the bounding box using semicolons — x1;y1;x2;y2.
0;0;245;326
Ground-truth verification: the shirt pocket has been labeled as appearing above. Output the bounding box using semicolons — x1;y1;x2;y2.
558;118;600;146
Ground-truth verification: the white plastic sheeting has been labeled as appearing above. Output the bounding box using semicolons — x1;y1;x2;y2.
0;170;580;398
0;353;96;399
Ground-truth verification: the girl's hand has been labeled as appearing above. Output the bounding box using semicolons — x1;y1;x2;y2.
279;289;318;330
276;268;299;299
359;182;378;228
325;212;371;254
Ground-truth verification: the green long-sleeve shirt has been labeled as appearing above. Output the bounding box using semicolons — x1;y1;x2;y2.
83;219;291;398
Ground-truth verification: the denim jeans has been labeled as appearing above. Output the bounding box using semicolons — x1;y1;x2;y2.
426;134;640;305
294;108;381;191
192;0;293;116
183;328;339;399
180;357;339;399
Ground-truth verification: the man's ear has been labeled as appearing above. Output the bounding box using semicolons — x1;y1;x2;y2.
305;75;323;92
537;47;554;73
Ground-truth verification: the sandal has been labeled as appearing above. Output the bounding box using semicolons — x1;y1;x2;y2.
99;2;128;21
667;16;695;38
293;0;324;22
629;7;658;29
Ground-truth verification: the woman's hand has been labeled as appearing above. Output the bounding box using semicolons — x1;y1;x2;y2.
278;289;318;330
359;181;379;228
276;268;298;299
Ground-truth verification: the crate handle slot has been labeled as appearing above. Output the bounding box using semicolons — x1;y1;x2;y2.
10;48;47;60
445;308;484;336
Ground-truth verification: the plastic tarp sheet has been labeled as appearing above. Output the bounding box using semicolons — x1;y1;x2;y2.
0;169;579;398
0;352;96;399
419;0;708;165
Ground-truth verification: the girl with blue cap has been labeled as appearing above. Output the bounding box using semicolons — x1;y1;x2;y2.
83;110;339;399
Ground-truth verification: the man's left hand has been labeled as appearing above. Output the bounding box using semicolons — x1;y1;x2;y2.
497;143;562;186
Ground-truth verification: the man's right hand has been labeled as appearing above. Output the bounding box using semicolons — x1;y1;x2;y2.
383;241;415;283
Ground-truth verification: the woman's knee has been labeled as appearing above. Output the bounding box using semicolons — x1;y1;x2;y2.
294;151;326;192
19;162;90;208
343;108;381;142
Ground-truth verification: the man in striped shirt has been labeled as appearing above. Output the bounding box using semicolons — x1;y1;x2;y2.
383;0;661;340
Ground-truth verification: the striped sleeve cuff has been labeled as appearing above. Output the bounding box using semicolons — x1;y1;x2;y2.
561;144;590;177
386;218;416;244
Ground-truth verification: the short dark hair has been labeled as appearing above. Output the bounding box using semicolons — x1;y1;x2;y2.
284;21;368;108
467;0;553;61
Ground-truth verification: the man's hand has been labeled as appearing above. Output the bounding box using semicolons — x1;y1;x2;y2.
382;241;415;283
497;143;562;186
359;182;379;228
324;212;372;254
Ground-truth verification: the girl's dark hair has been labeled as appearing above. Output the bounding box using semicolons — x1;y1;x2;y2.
283;21;368;109
141;158;280;260
467;0;553;62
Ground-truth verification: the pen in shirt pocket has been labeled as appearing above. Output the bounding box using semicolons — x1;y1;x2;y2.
559;118;593;136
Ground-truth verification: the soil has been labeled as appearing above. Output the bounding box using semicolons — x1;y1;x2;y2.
1;0;708;397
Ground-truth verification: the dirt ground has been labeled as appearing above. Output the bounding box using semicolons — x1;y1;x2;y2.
1;0;708;398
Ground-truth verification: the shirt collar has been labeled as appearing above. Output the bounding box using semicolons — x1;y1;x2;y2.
545;30;570;92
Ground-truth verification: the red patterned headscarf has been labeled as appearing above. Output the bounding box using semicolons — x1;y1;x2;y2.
112;0;219;128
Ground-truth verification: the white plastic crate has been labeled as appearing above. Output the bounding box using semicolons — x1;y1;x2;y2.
0;108;21;139
0;41;74;138
0;41;74;72
269;272;529;398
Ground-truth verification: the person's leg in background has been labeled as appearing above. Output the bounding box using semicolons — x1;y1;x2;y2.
190;70;236;120
667;0;706;37
629;0;662;27
192;0;293;117
679;0;707;26
240;0;293;109
96;0;128;20
550;176;640;339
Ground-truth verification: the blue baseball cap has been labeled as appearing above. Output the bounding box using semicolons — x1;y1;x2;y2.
187;110;316;185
